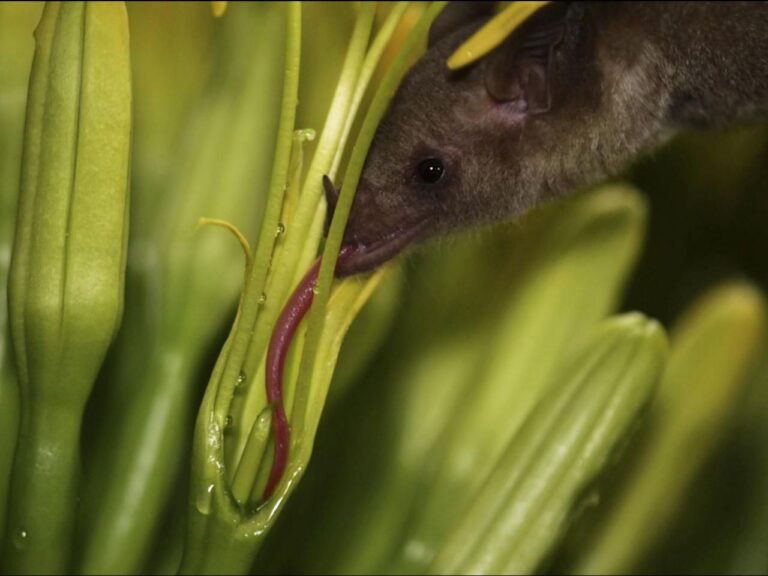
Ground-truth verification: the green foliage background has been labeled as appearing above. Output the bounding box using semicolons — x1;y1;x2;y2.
1;2;768;574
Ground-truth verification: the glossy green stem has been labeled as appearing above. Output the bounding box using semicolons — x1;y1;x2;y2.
179;502;260;576
2;403;82;573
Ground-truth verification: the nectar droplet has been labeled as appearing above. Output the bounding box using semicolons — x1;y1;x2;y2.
196;485;214;515
295;128;316;142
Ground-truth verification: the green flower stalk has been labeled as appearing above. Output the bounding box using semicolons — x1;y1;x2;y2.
2;2;131;573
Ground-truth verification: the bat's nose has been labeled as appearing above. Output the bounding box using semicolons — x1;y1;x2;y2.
323;176;390;246
342;190;389;247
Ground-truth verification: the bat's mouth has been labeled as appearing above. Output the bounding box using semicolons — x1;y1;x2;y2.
335;217;434;277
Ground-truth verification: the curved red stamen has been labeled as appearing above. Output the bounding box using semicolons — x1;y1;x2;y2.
262;246;355;501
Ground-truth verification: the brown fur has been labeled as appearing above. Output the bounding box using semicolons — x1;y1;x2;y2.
336;1;768;276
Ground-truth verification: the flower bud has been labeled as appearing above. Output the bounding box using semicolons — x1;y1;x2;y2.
3;2;131;571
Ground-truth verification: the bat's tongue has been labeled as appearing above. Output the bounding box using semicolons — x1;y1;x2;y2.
262;243;356;501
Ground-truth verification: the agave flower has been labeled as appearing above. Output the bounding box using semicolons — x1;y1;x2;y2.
0;2;767;575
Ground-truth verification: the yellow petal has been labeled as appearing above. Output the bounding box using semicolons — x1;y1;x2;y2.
447;1;552;70
211;1;228;18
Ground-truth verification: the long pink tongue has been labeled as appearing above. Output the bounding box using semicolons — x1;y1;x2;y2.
262;246;354;501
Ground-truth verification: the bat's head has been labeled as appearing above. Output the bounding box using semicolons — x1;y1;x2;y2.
333;1;584;277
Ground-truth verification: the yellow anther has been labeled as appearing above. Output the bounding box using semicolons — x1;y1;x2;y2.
447;1;552;70
211;1;228;18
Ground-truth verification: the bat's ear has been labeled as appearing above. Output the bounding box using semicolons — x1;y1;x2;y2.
428;1;496;47
484;2;569;115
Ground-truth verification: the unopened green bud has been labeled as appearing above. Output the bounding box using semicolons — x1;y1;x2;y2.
430;314;667;575
3;2;131;572
570;282;766;574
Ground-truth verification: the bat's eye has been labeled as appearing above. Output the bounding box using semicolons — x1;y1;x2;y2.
416;158;445;184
